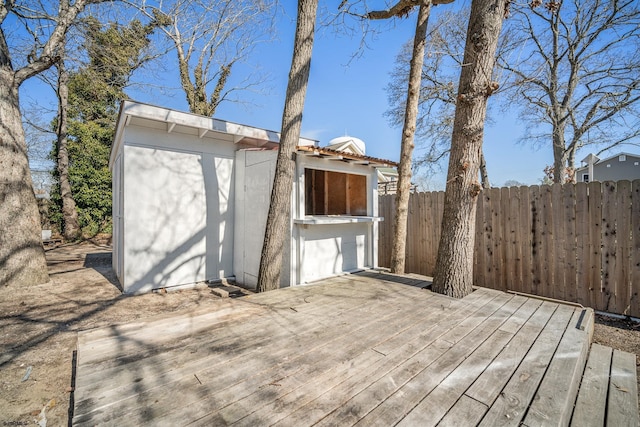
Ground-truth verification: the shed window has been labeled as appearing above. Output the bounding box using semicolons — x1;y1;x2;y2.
619;155;626;161
305;169;367;216
582;174;589;182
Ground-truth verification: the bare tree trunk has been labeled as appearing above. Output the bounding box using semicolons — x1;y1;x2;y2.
0;0;94;288
56;58;81;240
479;151;490;188
0;69;49;287
552;126;566;183
432;0;506;298
256;0;317;292
390;2;432;274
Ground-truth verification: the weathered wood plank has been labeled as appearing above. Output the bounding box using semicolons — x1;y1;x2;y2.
465;301;557;405
190;299;441;427
474;189;486;289
615;180;632;315
405;190;417;271
631;180;640;318
398;329;515;427
76;299;256;345
246;293;514;427
288;293;516;427
607;349;640;427
552;182;566;301
73;274;605;427
523;308;593;426
501;186;515;290
76;277;426;389
435;190;445;270
353;296;525;427
77;278;395;368
588;181;603;311
372;288;498;356
530;185;544;297
575;182;590;308
397;298;542;427
75;284;439;425
570;343;612;427
478;305;574;426
541;184;555;300
563;183;577;304
601;181;618;312
519;185;533;296
509;186;522;293
491;187;504;290
437;395;488;427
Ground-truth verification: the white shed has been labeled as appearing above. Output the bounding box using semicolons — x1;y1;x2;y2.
110;101;396;293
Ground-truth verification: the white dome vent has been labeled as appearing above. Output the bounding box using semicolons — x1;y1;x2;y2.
326;136;366;156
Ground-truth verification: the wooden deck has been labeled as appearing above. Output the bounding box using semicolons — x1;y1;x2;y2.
72;271;623;426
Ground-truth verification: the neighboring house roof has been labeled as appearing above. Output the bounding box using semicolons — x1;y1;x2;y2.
377;167;398;181
575;151;640;182
577;152;640;169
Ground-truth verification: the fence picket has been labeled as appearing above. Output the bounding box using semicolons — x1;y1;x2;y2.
575;182;589;307
563;183;577;305
508;186;522;292
377;181;639;317
588;181;603;311
601;181;617;312
631;180;640;317
551;183;565;301
519;186;532;295
474;190;485;288
615;181;632;315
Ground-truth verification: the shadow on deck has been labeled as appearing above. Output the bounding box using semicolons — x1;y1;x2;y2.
71;271;638;426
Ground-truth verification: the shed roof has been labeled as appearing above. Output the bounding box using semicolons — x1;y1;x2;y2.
296;145;398;168
110;100;397;170
110;100;318;169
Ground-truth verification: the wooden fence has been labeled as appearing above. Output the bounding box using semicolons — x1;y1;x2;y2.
378;181;640;317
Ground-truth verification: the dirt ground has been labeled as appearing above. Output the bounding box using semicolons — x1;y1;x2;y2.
0;242;234;426
0;243;638;426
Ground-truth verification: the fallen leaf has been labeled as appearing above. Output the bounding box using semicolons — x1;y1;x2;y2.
614;383;629;393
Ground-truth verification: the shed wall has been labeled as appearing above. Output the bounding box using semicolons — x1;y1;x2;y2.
119;125;235;293
234;150;291;289
298;223;371;283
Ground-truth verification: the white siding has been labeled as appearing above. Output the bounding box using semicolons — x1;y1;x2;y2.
299;223;370;283
112;154;124;283
234;150;291;289
122;145;234;293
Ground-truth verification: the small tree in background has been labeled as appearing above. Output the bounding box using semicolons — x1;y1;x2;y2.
138;0;275;117
50;18;157;237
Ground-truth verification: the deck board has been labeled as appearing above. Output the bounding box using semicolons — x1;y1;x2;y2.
72;272;607;426
524;308;593;426
571;343;612;427
607;349;640;427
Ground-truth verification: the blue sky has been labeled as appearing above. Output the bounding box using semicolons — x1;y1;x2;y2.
20;1;570;188
149;0;555;188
